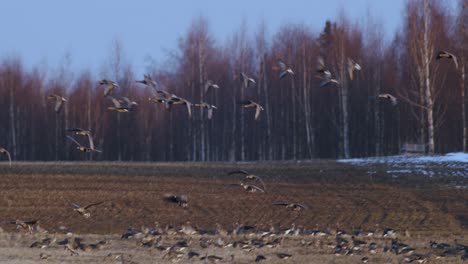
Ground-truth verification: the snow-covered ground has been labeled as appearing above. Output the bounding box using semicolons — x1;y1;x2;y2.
338;152;468;182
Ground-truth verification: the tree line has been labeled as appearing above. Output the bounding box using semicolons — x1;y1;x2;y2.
0;0;466;161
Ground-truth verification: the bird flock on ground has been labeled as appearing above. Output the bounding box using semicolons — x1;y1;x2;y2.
0;50;464;263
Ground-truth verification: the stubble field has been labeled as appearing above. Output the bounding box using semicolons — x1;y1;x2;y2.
0;160;466;263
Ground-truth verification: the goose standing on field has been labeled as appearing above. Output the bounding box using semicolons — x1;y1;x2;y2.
204;80;220;93
378;93;398;106
347;58;361;80
47;94;67;113
436;50;458;69
136;74;157;88
239;72;256;88
277;59;294;79
98;79;119;97
194;102;217;119
228;170;266;190
238;100;264;120
67;200;105;218
0;147;12;166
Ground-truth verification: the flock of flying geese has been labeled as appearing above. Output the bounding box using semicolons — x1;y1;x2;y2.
0;50;460;163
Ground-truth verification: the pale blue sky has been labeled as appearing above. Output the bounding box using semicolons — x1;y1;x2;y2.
0;0;408;76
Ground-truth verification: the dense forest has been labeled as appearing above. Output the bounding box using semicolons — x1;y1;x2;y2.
0;0;467;161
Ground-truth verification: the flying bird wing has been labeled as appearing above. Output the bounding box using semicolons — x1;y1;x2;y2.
277;59;287;71
452;54;459;69
67;201;81;209
273;202;290;207
207;108;213;119
66;136;82;147
279;71;289;80
103;84;116;97
84;201;105;210
0;148;12;167
255;104;262;120
228;170;250;176
86;133;95;150
55;99;64;113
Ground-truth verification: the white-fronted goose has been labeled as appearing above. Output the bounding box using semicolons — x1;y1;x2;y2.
239;72;256;88
228;170;266;190
436;51;458;69
276;253;292;259
378;93;398;106
98;79;119;97
0;147;12;167
320;70;339;87
167;96;193;117
67;200;104;218
194;102;217;119
239;100;264;120
347;58;361;80
47;94;67;113
136;74;157;88
277;59;294;80
107;97;134;112
66;135;101;153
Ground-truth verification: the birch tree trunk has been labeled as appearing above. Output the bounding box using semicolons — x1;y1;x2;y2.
9;85;17;159
423;0;435;154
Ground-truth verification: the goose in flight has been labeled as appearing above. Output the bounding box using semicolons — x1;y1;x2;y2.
225;182;265;193
436;51;458;69
9;219;38;232
205;80;220;93
163;194;188;208
67;200;105;218
228;170;266;190
378;93;398;106
136;74;157;88
239;100;264;120
239;73;256;88
273;202;307;211
167;96;193;117
67;128;91;137
320;70;339;87
277;59;294;79
66;135;101;153
347;58;361;80
98;79;119;97
0;147;12;167
194;102;217;119
47;94;67;113
107;96;137;112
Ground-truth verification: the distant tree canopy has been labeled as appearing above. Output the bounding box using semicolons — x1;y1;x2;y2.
0;0;466;161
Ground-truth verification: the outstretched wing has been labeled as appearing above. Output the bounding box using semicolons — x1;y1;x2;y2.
228;170;249;176
277;59;287;71
273;202;289;207
86;133;95;150
452;54;459;69
67;200;81;209
0;148;12;167
255;105;262;120
84;201;105;210
55;100;64;113
66;136;82;147
207;108;213;120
